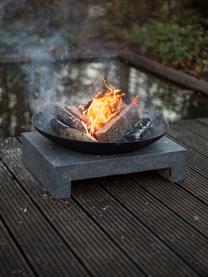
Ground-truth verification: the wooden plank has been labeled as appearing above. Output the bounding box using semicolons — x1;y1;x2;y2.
0;219;35;277
0;140;202;277
178;167;208;206
73;181;197;277
168;124;208;158
99;174;208;276
197;118;208;126
120;51;208;95
0;162;90;277
131;173;208;238
54;104;86;132
95;105;141;142
0;143;144;277
138;130;208;206
177;119;208;140
1;112;208;276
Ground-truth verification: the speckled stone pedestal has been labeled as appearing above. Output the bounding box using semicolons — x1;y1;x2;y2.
21;132;186;199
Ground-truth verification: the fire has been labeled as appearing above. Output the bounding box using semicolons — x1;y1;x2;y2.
83;80;125;135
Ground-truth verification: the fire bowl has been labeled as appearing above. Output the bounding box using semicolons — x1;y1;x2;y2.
32;111;168;155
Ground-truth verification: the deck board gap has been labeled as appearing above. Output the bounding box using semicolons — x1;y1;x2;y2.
99;183;202;276
1;160;95;277
175;120;208;140
167;134;208;159
130;176;208;241
175;177;208;207
71;195;148;277
0;215;39;277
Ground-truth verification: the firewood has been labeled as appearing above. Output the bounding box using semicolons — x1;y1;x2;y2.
51;118;96;142
79;100;93;111
95;105;143;142
53;104;86;132
119;118;152;142
58;127;96;142
66;105;88;123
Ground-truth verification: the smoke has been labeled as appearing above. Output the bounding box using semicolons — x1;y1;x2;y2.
22;33;71;113
0;0;125;115
0;1;76;113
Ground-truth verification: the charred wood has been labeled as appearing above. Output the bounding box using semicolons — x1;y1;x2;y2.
120;118;152;142
53;104;86;132
66;105;88;123
95;105;143;142
51;118;96;142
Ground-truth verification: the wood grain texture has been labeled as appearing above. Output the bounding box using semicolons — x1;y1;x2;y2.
0;219;35;277
95;105;141;142
1;118;208;276
1;145;143;277
3;149;196;277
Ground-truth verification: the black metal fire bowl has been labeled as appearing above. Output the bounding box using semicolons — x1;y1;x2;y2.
32;111;168;155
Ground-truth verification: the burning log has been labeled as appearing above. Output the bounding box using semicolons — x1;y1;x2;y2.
51;118;96;142
66;105;88;123
82;80;125;136
53;104;86;132
95;105;143;142
50;81;144;144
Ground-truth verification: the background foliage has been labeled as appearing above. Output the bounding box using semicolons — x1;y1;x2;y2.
131;13;208;72
101;0;208;74
0;0;207;75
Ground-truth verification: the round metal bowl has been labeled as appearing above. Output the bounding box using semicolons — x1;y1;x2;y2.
32;111;168;155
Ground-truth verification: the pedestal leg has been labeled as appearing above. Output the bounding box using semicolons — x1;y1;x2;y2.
168;164;186;182
159;164;186;183
49;169;72;199
158;151;186;183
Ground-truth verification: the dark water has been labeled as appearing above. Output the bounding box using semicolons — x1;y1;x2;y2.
0;59;208;137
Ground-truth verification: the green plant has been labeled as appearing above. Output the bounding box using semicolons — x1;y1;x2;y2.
131;15;208;69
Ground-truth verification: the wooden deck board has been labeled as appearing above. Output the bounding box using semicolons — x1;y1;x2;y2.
178;119;208;140
168;124;208;158
73;182;196;276
0;162;90;277
176;167;208;205
130;174;208;238
1;146;144;277
197;118;208;126
3;148;195;276
98;175;208;276
1;118;208;276
0;219;35;277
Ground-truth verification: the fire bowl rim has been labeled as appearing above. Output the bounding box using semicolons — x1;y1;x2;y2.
31;111;168;155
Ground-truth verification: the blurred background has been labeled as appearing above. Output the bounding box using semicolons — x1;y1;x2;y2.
0;0;208;137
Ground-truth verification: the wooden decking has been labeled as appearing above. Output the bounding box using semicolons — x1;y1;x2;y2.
1;118;208;277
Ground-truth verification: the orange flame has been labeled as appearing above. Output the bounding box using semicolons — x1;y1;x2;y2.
83;80;125;135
